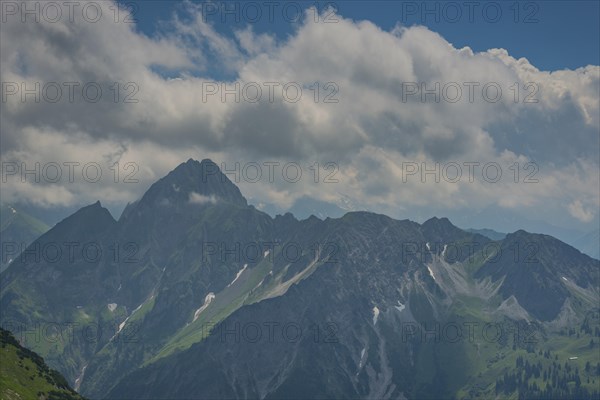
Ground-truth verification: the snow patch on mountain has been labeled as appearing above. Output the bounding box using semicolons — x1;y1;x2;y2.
427;266;436;280
228;264;247;287
193;292;216;322
394;301;405;312
74;364;88;391
113;295;154;339
262;254;321;300
372;306;380;325
253;278;265;290
359;347;367;369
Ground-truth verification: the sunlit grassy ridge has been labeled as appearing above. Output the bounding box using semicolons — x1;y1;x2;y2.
0;328;85;400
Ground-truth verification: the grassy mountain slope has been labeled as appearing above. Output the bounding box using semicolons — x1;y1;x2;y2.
0;327;85;400
0;203;49;272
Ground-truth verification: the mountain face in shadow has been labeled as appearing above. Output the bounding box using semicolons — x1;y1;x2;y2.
1;159;599;400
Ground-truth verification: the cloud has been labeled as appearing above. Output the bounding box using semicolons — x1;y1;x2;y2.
1;1;598;231
189;192;218;205
568;200;595;223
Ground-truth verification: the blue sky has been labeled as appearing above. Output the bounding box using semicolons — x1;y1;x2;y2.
123;0;600;71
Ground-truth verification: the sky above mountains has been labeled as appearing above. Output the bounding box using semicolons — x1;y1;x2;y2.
126;0;600;71
1;0;599;236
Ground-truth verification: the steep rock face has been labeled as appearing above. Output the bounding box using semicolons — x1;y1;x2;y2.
117;158;249;270
107;214;600;399
79;203;277;397
79;161;274;396
106;216;446;399
475;230;600;321
121;158;247;220
422;216;491;262
0;160;256;391
106;214;503;399
1;201;119;381
1;201;117;308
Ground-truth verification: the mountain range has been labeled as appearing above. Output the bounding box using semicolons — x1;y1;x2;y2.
1;159;598;399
